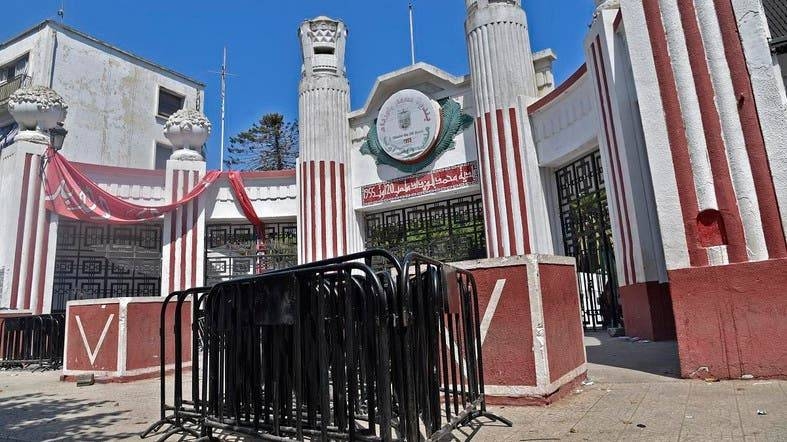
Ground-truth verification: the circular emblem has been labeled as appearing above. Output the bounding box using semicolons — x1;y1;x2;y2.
376;89;442;164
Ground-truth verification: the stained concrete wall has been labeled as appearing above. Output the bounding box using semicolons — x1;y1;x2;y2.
50;30;202;169
0;22;204;170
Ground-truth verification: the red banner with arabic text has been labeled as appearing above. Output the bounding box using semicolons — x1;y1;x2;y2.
362;162;479;206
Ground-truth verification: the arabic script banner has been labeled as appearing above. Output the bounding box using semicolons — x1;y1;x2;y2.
362;162;479;206
43;148;220;224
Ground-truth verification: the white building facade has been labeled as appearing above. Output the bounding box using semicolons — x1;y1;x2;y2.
3;1;787;379
0;20;204;168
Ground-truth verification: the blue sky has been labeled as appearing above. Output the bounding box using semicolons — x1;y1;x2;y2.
4;1;596;169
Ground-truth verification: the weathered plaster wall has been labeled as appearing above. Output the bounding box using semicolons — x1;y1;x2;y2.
1;23;203;170
51;30;202;169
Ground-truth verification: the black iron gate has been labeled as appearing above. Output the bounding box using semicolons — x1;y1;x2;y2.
204;223;297;286
52;220;163;312
556;151;622;331
364;194;486;263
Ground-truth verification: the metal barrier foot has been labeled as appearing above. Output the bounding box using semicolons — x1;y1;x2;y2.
139;418;170;439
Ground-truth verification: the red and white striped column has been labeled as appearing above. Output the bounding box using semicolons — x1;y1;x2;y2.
297;17;357;263
0;142;58;313
162;161;206;294
618;0;786;271
465;0;553;258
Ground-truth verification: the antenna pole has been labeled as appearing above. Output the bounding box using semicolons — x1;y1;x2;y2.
219;47;227;172
409;1;416;65
58;0;65;22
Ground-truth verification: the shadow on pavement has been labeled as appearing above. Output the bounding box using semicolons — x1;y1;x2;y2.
584;332;681;378
0;392;139;441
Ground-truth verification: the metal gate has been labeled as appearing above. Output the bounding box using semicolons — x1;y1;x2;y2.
52;220;163;312
556;151;622;331
204;223;297;286
364;194;486;263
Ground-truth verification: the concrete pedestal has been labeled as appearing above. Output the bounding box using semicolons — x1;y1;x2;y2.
669;258;787;380
453;255;587;405
62;297;190;382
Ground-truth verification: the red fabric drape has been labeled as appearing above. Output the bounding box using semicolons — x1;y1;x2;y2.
43;148;267;232
227;171;265;235
43;148;220;223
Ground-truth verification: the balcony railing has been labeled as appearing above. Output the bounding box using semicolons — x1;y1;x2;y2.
0;75;31;107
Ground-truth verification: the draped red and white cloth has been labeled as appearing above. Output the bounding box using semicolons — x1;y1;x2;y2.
42;148;221;223
227;171;265;234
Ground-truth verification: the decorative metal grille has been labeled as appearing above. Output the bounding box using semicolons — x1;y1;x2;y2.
205;223;297;286
364;194;486;263
556;151;622;331
52;220;163;312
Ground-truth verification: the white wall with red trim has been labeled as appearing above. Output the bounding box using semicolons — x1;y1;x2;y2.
206;171;297;222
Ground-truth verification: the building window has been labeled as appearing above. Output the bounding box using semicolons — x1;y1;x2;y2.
157;87;184;118
155;143;171;169
0;54;29;84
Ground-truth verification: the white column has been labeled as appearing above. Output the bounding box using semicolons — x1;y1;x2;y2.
297;17;356;263
465;0;553;257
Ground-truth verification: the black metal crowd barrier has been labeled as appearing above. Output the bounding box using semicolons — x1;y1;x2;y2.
140;287;211;442
0;313;65;370
142;249;510;441
400;253;510;440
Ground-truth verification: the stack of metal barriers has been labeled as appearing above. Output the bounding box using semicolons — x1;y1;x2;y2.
0;313;65;370
141;250;511;441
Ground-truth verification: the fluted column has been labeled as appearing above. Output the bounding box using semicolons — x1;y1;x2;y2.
465;0;553;257
297;17;357;263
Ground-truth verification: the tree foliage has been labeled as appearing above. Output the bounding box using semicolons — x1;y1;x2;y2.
224;113;298;171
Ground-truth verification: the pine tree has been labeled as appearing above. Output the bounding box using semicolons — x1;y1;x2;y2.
224;113;298;171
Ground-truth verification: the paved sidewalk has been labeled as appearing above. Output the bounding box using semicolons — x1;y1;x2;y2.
0;334;785;441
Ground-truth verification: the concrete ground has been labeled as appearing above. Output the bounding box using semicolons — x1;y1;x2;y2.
0;333;785;441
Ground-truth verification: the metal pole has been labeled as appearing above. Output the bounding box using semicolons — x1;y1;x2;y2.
409;2;416;65
219;47;227;171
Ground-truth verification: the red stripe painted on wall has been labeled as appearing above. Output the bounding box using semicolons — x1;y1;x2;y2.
168;171;179;294
10;154;32;309
35;212;50;314
330;161;338;258
319;161;327;260
475;119;494;257
678;0;748;262
509;108;532;254
340;163;347;255
309;161;316;262
496;109;517;255
300;162;308;262
484;113;504;257
591;41;632;284
23;168;42;310
596;36;637;284
179;171;188;290
643;0;708;267
613;10;623;31
713;0;787;258
191;171;199;288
